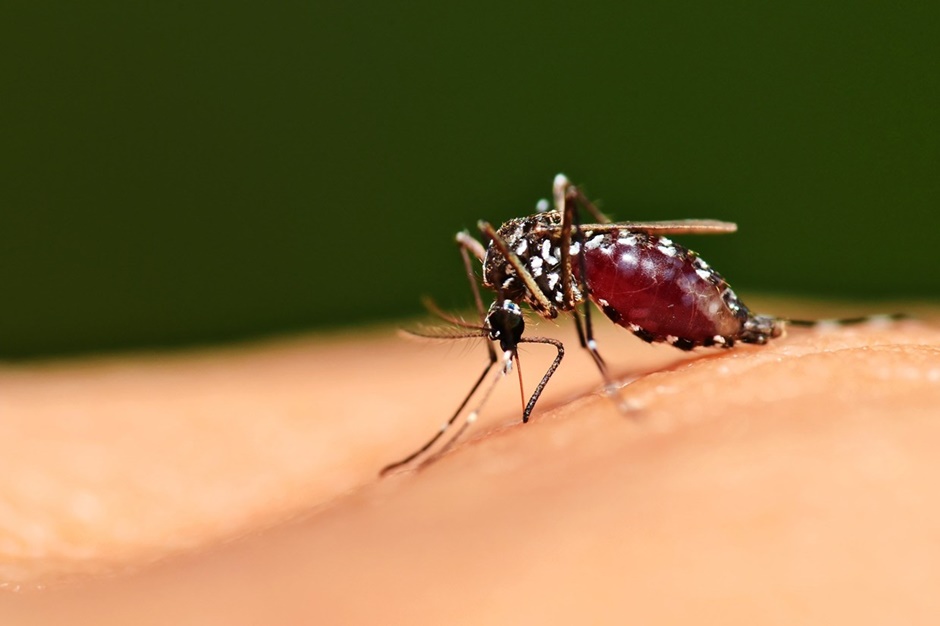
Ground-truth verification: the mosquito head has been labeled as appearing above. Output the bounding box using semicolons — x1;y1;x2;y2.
485;299;525;352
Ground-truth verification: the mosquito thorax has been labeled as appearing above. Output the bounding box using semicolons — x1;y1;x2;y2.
485;300;525;351
481;211;581;317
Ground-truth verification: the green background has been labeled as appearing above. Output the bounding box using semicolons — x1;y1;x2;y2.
2;2;938;359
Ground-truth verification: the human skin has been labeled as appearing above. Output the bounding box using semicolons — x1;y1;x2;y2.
0;300;939;624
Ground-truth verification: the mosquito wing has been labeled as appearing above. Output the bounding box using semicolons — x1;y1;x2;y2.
575;219;737;235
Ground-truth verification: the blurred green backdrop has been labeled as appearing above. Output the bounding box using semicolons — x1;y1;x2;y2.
2;2;938;358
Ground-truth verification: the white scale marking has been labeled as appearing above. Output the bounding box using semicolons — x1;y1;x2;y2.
585;234;607;251
516;239;528;255
695;268;713;281
547;272;560;290
541;240;559;264
620;251;638;267
529;256;543;277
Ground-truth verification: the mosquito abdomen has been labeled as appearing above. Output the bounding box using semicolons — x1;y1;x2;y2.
577;230;750;348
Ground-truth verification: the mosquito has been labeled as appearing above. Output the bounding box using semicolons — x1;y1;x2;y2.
380;174;899;474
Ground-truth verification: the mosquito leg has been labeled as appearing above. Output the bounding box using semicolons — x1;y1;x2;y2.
418;349;515;469
518;336;565;422
380;232;501;475
554;174;584;348
555;175;611;379
571;210;607;370
418;336;564;473
456;230;495;360
379;350;498;475
456;231;488;320
555;176;633;412
456;229;487;263
786;313;911;328
554;175;589;351
564;178;612;224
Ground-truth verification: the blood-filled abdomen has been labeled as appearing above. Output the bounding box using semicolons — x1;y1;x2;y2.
576;231;747;347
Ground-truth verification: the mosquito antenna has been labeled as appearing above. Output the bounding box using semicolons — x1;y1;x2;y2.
400;326;488;341
420;296;488;331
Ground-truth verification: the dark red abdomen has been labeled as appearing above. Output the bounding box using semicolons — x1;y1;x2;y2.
577;231;747;345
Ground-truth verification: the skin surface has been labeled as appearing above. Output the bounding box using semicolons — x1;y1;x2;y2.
0;299;939;624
